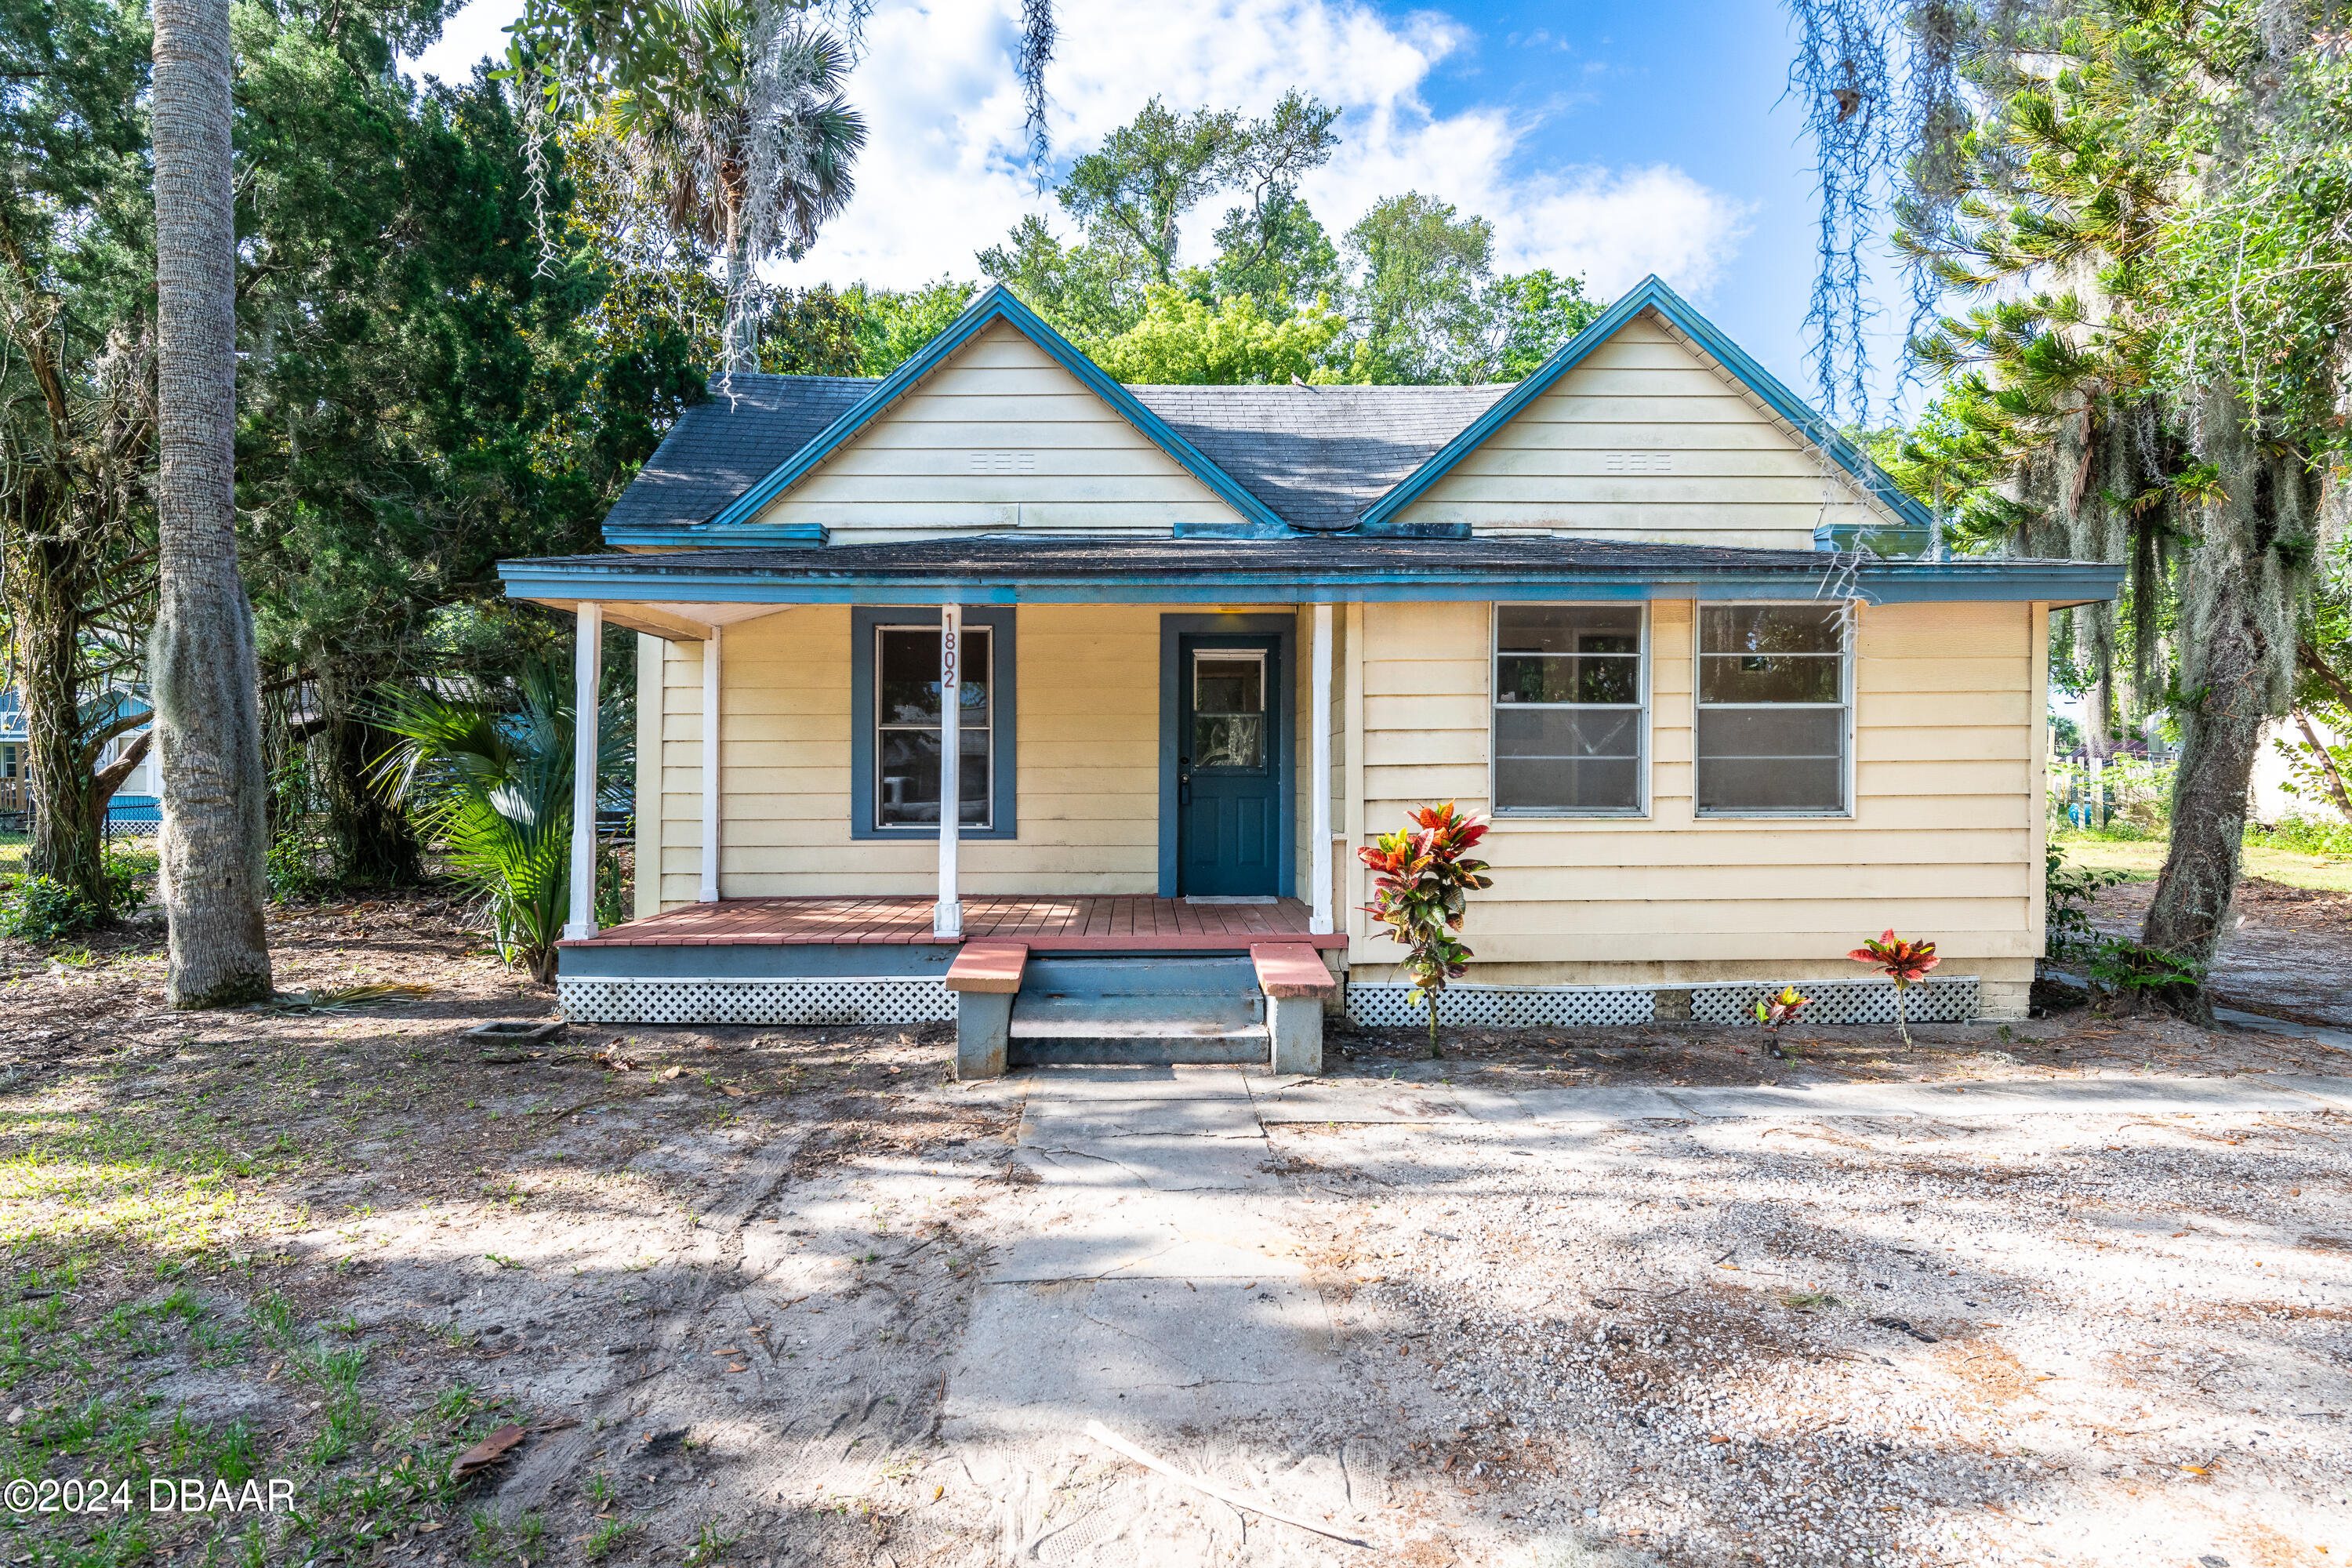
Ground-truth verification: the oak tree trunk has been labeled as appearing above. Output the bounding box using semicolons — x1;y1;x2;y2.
2141;425;2314;1024
315;660;420;887
151;0;272;1006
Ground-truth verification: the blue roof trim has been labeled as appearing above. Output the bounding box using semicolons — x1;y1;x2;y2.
1354;275;1936;535
500;557;2120;609
606;521;828;550
705;285;1288;535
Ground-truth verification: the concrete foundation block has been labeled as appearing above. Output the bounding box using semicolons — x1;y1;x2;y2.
956;991;1012;1080
1267;992;1323;1074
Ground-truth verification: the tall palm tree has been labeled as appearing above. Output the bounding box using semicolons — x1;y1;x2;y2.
151;0;273;1005
612;0;866;372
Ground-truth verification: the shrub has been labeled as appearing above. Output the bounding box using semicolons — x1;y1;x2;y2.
2086;938;2205;1008
2253;815;2352;858
103;851;150;915
0;874;97;941
1848;930;1939;1049
2045;844;2125;960
1357;801;1494;1059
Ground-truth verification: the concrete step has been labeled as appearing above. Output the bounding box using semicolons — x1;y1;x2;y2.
989;956;1276;1069
1007;1026;1269;1066
1018;956;1261;997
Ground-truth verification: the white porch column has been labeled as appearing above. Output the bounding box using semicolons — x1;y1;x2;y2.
564;601;603;941
1310;603;1334;935
699;624;723;903
935;604;964;937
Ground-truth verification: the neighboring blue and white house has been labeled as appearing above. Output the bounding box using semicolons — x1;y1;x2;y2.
496;276;2122;1073
0;689;160;833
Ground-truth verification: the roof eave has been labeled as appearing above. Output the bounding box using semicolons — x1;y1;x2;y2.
499;554;2122;609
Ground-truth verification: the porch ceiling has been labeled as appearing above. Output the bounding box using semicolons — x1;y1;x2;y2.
502;535;2124;615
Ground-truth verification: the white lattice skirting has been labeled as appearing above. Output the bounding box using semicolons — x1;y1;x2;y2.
1347;984;1656;1029
1346;976;1980;1029
557;976;956;1026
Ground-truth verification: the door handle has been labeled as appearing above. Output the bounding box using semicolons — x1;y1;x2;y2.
1178;756;1192;807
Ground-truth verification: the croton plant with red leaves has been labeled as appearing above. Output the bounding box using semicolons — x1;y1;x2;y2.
1849;930;1939;1049
1358;801;1494;1058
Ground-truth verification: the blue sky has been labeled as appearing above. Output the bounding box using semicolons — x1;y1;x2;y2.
410;0;1912;409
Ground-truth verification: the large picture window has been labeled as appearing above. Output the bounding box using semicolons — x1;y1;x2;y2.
873;622;993;829
1695;604;1851;815
1493;604;1646;815
849;607;1016;840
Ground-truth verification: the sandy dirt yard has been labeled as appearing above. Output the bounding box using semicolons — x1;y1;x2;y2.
1;889;2347;1568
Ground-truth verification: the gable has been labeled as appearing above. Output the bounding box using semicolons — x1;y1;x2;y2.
742;318;1252;543
1392;310;1891;548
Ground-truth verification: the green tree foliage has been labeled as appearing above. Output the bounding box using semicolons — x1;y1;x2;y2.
604;0;865;371
977;213;1149;342
759;278;978;377
0;0;161;920
977;94;1595;387
227;11;693;891
1831;0;2350;1012
1337;192;1494;383
1088;285;1345;386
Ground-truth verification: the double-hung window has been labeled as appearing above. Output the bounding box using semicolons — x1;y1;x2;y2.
1694;604;1851;815
1492;605;1646;815
850;605;1018;839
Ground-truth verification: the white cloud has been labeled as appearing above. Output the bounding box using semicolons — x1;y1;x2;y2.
405;0;521;85
399;0;1750;302
768;0;1748;302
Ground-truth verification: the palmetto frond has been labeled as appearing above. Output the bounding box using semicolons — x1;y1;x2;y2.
365;660;628;982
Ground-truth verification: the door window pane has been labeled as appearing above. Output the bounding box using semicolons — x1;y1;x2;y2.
875;626;990;827
1493;606;1644;814
1193;655;1265;770
1695;604;1849;815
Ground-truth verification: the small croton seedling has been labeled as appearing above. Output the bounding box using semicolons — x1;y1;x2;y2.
1751;985;1812;1058
1848;930;1939;1049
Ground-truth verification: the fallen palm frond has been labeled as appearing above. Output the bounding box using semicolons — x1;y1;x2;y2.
271;982;435;1013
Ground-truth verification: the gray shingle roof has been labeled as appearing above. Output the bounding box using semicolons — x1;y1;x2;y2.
603;372;874;532
598;372;1516;534
1128;384;1512;531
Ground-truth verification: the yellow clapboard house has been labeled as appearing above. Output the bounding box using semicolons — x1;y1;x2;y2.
498;278;2119;1076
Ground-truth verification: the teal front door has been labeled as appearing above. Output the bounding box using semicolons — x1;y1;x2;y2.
1176;636;1282;896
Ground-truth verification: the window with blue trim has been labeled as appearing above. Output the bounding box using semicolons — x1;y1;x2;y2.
850;607;1018;840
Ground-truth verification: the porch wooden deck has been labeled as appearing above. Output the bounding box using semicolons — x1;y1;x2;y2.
562;895;1345;952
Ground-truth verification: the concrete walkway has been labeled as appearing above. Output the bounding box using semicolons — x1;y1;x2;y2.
931;1064;2352;1555
1247;1067;2352;1125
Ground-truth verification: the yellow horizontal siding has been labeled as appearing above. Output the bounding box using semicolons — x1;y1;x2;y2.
750;320;1245;539
1399;314;1887;545
1348;597;2042;978
655;602;1175;905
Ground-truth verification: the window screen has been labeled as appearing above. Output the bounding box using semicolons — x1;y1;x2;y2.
874;626;991;829
1494;605;1645;814
1695;604;1849;815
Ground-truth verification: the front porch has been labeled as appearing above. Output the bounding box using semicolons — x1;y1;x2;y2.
556;895;1347;1075
560;894;1347;953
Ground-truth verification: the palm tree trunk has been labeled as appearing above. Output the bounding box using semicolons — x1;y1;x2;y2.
152;0;273;1006
723;205;751;373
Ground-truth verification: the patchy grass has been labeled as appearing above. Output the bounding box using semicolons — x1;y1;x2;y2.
2060;832;2352;892
0;1265;530;1568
